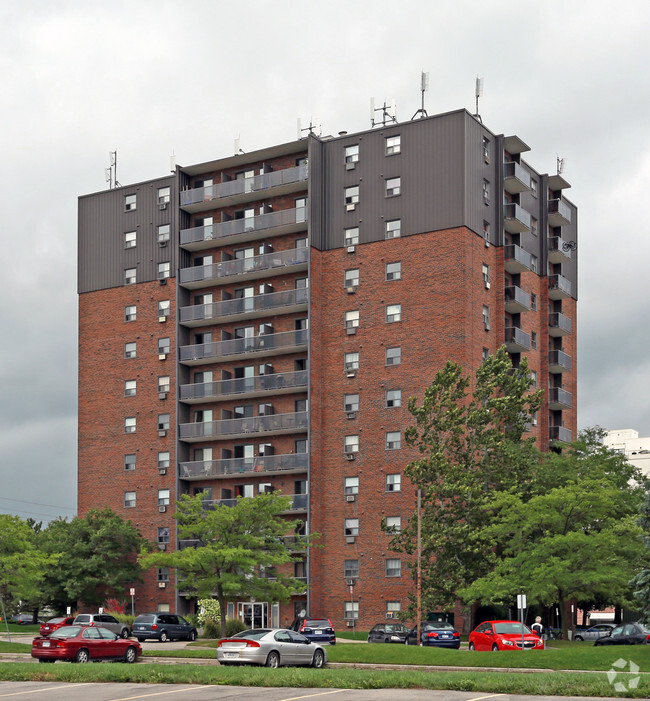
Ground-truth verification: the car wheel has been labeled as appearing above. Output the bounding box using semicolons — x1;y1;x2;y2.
120;628;129;639
159;631;168;643
468;642;475;651
265;651;280;668
384;637;390;644
75;648;90;663
312;649;325;668
574;635;583;641
491;644;499;652
124;646;138;664
188;630;197;641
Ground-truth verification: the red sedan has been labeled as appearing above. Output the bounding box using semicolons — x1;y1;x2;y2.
469;620;544;651
40;617;75;636
31;625;141;663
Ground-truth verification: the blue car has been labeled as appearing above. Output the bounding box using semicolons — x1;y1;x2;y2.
405;621;461;648
290;617;336;645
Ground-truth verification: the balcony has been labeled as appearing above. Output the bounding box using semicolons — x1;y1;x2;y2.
179;288;308;327
180;452;309;480
504;203;531;234
548;198;572;227
503;161;531;194
549;387;572;410
180;329;309;366
549;274;572;300
504;285;531;313
179;247;309;289
180;164;308;213
505;327;531;353
202;493;308;512
548;237;573;264
180;207;307;251
180;370;308;404
549;425;572;444
548;312;572;337
549;350;572;373
179;410;308;443
504;244;532;274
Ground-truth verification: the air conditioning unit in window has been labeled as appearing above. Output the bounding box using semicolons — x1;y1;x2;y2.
347;245;356;253
345;162;356;171
386;612;397;619
158;505;167;513
158;353;168;361
345;204;356;212
158;581;166;588
346;620;354;627
483;321;491;331
158;467;167;475
346;453;356;461
346;536;356;544
158;316;167;323
159;392;168;400
159;240;168;247
346;579;356;587
159;278;167;286
158;543;167;551
532;418;538;426
346;412;357;420
158;201;168;209
346;494;356;502
158;430;168;437
346;327;357;335
346;286;356;294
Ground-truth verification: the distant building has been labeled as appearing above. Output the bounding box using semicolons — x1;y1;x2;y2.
603;429;650;478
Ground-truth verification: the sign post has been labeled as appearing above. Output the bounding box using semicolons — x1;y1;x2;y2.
517;594;527;649
130;588;135;617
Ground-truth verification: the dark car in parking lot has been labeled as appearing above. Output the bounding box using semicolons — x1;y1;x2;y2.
368;622;410;643
406;621;461;648
290;617;336;645
132;613;197;642
594;622;650;646
11;613;43;625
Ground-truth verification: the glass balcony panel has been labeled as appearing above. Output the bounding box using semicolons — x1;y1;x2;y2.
180;369;308;402
549;350;572;372
201;493;308;511
179;411;308;442
548;198;572;227
504;285;531;313
505;326;531;352
549;274;572;300
549;387;572;409
179;452;309;479
549;425;572;443
504;203;531;233
504;244;532;273
548;236;573;264
503;161;531;194
548;312;571;336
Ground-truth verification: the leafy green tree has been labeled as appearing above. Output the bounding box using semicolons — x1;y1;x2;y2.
631;489;650;623
41;508;146;610
139;492;310;637
389;346;542;618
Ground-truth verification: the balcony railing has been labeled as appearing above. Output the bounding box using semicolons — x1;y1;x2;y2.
180;370;308;403
549;425;572;444
549;350;572;373
202;493;308;511
549;274;572;300
180;452;309;480
179;410;308;442
504;244;532;274
180;164;308;208
180;288;308;327
180;207;307;250
549;387;572;410
179;329;309;366
505;326;531;352
548;236;573;264
179;246;309;288
504;285;531;313
504;203;531;233
549;312;572;336
548;198;572;227
503;161;531;194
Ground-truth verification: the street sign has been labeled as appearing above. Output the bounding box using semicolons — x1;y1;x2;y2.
517;594;527;609
130;588;135;596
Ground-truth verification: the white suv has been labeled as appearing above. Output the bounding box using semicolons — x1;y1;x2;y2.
73;613;130;638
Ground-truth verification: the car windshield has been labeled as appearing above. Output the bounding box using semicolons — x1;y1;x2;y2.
494;623;532;635
423;622;454;630
385;624;407;632
135;615;156;623
74;615;91;623
47;618;65;624
50;626;83;638
236;629;271;640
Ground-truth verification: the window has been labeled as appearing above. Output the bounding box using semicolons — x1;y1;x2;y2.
345;352;359;371
124;380;136;397
345;435;359;454
386;431;401;450
157;567;170;582
124;454;136;471
158;337;170;355
158;489;170;506
124;342;136;359
531;293;538;311
124;491;136;508
158;300;171;318
530;371;538;388
158;414;170;431
124;231;136;249
386;304;401;323
482;264;490;287
158;451;170;469
157;224;170;244
386;473;401;492
344;393;359;412
483;220;491;244
386;602;401;618
344;186;359;208
386;261;401;281
158;186;171;204
344;601;359;619
482;136;490;162
482;305;490;330
344;559;359;578
157;603;170;614
386;177;401;197
386;346;401;366
295;439;308;453
385;135;401;155
158;376;170;393
531;217;538;236
345;144;359;164
386;559;401;577
385;219;401;239
531;178;538;197
124;305;136;322
482;347;490;362
344;227;359;246
295;197;307;223
157;527;170;545
124;417;136;433
124;268;136;285
345;269;359;288
385;516;401;533
295;237;308;248
531;331;538;350
345;310;359;329
124;194;136;211
158;262;170;279
344;476;359;495
482;179;490;204
531;255;539;273
386;389;401;407
344;519;359;537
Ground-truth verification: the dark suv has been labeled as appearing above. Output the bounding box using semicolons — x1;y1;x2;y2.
290;616;336;645
132;613;197;642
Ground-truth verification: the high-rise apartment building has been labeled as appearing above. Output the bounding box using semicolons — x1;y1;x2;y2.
78;108;577;629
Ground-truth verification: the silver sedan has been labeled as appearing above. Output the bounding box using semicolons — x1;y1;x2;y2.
216;628;327;668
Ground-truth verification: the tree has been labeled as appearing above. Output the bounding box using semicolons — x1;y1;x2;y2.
41;508;146;610
631;489;650;623
389;346;542;618
139;492;310;637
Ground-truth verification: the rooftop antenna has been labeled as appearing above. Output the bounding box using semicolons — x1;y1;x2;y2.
297;117;322;139
105;150;120;189
474;76;484;122
234;136;245;155
370;97;398;128
411;71;429;119
557;156;566;175
169;151;176;173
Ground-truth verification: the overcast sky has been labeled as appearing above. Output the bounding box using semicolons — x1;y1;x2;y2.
1;0;648;522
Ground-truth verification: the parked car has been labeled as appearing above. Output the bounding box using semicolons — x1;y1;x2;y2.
31;625;141;663
72;613;130;639
573;623;615;641
368;622;410;644
217;628;327;667
11;613;43;625
405;621;461;648
469;620;544;651
594;622;650;646
290;616;336;645
40;617;75;636
132;613;197;642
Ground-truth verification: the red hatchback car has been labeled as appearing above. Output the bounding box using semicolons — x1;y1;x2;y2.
469;620;544;651
40;617;75;636
31;625;141;664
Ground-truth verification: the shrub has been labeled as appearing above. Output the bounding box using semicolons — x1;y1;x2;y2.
225;618;247;637
196;598;221;627
103;598;127;615
202;619;220;639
